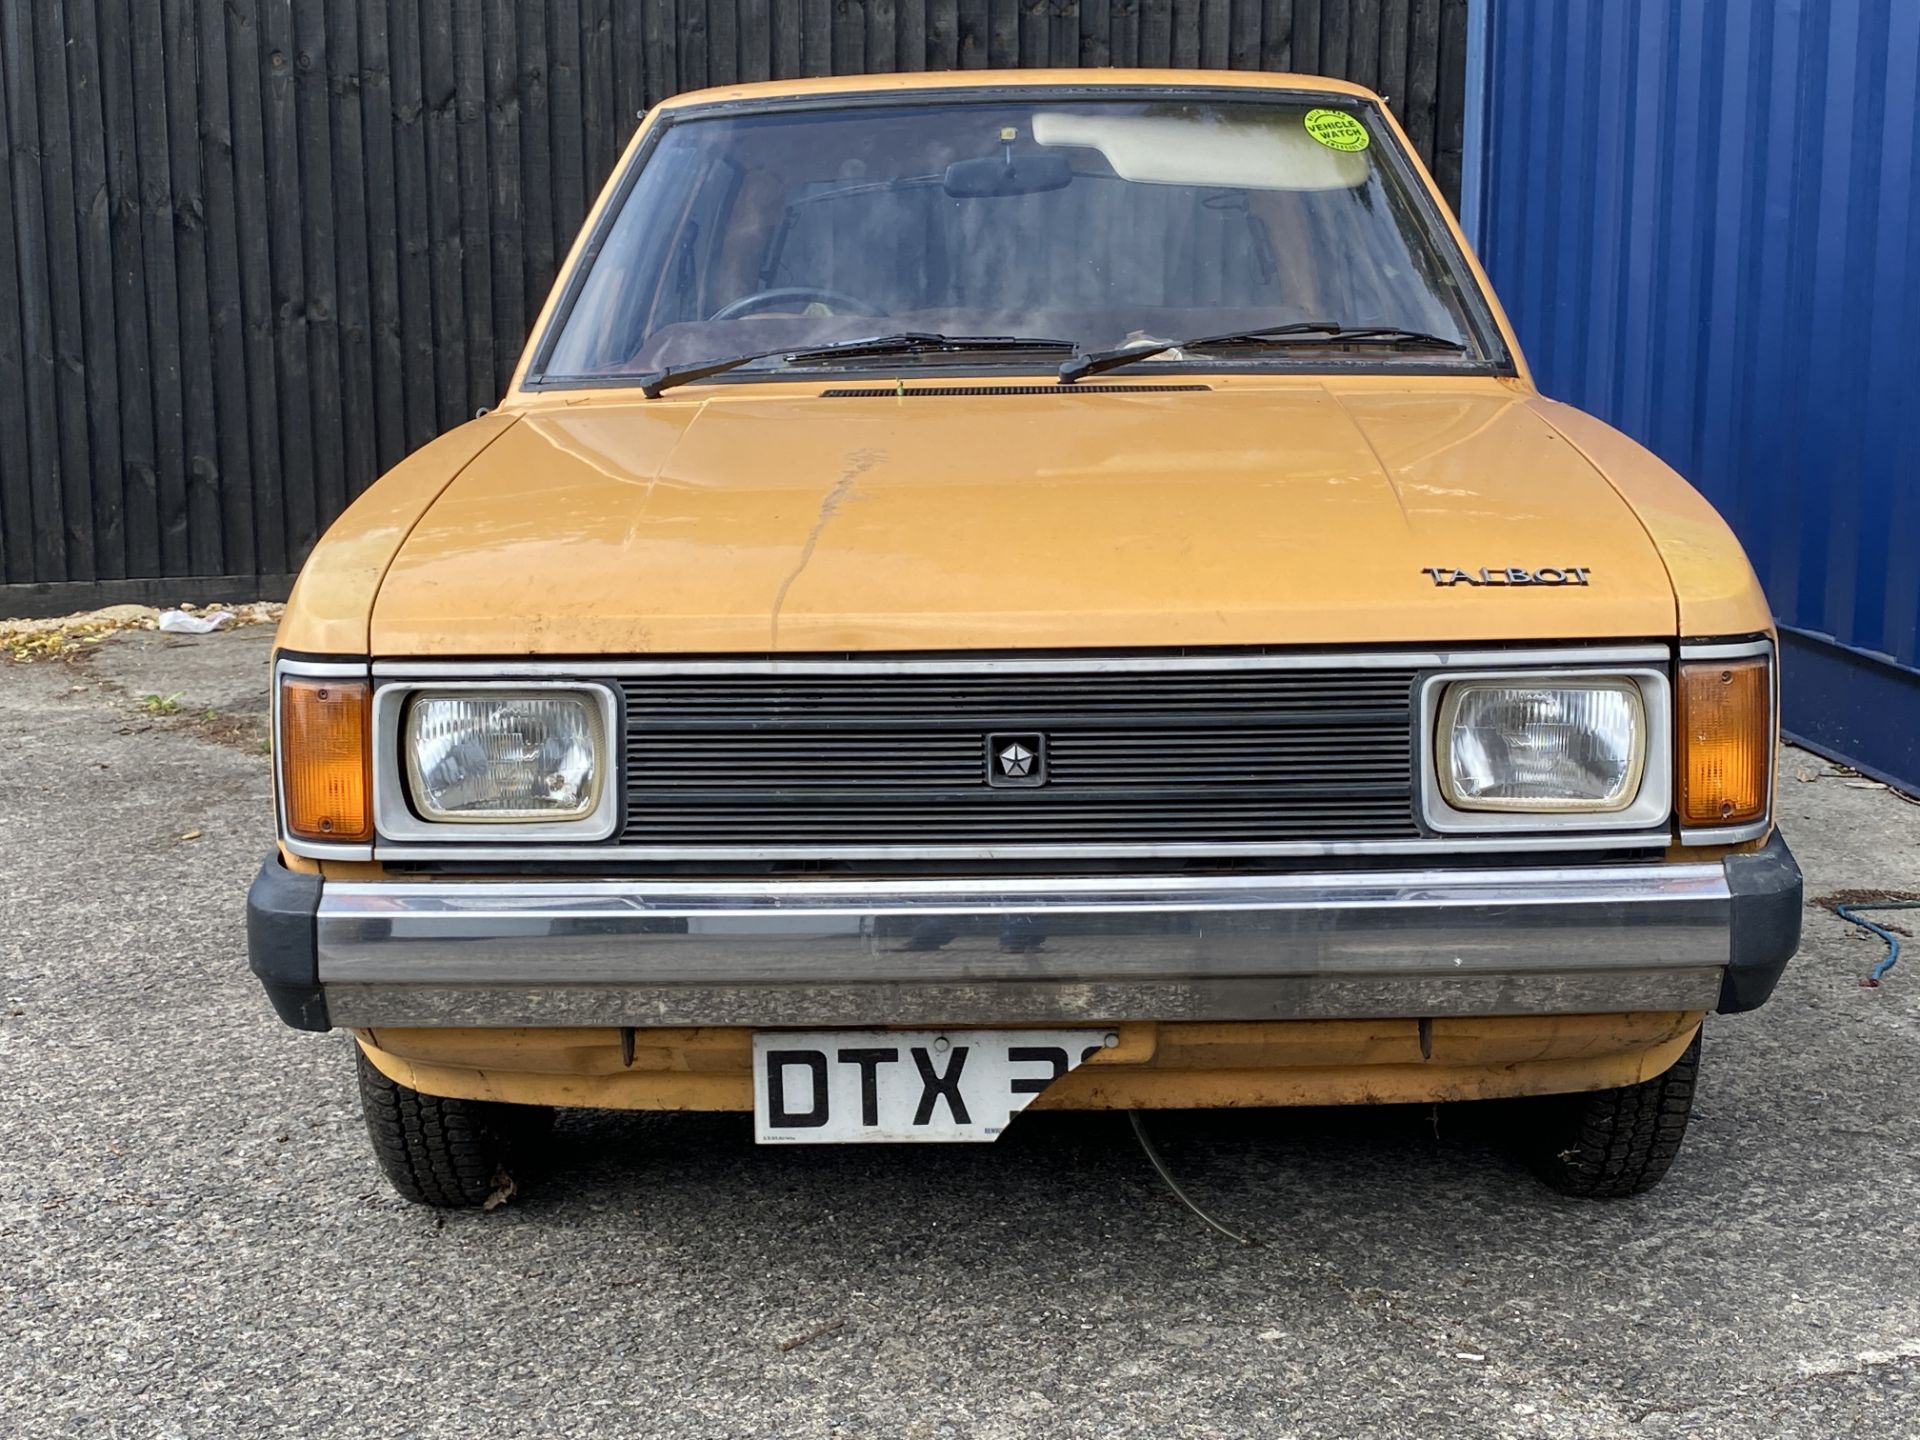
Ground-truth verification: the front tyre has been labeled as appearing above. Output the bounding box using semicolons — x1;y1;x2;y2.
355;1046;553;1208
1522;1030;1701;1198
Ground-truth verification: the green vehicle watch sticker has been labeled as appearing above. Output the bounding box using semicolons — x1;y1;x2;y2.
1303;108;1370;153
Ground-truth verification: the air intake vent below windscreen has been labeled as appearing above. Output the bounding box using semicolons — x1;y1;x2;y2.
818;384;1212;397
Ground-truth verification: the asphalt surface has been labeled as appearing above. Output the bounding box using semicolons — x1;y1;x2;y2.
3;627;1918;1439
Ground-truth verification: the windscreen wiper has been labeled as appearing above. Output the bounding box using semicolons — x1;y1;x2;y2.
1058;323;1467;383
786;333;1076;364
638;333;1076;398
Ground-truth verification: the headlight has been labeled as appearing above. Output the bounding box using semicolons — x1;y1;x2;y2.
405;691;606;822
1437;680;1645;812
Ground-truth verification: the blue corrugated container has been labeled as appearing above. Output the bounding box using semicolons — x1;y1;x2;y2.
1463;0;1920;792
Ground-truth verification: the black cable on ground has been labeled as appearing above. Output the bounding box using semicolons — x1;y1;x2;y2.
1127;1111;1260;1247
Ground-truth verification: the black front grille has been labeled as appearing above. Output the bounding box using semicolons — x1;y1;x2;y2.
616;663;1420;852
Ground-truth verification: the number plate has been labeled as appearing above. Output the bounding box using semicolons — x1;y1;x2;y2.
752;1029;1108;1143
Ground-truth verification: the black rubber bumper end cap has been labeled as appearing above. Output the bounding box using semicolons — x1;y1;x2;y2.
1719;832;1803;1014
247;855;330;1032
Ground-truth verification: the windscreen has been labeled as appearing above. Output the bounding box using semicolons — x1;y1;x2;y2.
538;97;1490;380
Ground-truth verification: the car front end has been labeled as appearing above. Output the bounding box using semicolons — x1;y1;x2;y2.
248;69;1801;1203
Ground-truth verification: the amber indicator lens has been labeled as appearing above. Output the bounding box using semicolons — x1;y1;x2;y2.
280;677;372;842
1677;658;1770;827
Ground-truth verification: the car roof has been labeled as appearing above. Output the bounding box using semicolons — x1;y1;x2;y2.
653;68;1384;113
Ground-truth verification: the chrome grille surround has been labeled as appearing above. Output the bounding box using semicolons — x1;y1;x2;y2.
363;646;1677;862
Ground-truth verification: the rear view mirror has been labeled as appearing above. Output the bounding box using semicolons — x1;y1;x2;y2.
942;153;1073;198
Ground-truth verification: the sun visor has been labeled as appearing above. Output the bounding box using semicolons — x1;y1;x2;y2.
1029;111;1373;191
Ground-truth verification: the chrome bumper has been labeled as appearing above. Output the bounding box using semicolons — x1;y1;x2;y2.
248;837;1801;1031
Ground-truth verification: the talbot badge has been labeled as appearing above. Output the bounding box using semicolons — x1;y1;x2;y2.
1423;566;1592;588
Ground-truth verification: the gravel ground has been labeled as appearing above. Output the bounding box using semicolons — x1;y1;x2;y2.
3;628;1918;1439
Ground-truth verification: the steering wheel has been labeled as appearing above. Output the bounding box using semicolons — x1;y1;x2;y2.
710;286;885;321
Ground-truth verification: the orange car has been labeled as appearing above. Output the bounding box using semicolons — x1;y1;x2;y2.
248;70;1800;1205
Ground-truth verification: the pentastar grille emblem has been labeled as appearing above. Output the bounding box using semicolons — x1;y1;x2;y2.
986;734;1047;787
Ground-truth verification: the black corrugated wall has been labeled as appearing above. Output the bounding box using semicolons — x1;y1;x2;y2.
0;0;1468;616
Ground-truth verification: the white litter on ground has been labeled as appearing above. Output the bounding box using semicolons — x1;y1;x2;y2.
157;608;236;634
